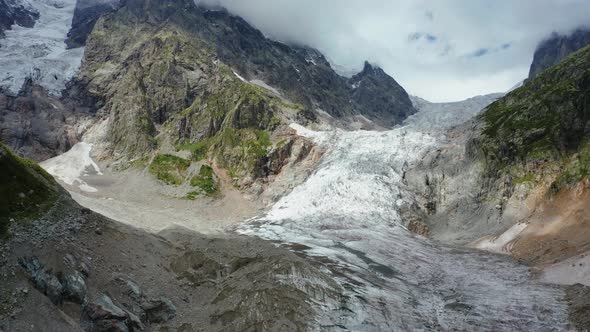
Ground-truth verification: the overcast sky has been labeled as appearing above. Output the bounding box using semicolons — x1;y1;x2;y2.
197;0;590;102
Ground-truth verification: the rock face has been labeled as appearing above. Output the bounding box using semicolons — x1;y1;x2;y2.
406;44;590;259
529;28;590;79
68;0;295;188
0;0;39;37
349;62;415;126
474;44;590;192
402;94;508;244
198;8;416;125
0;82;93;162
65;0;119;49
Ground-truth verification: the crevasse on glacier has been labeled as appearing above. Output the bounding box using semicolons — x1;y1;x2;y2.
0;0;83;95
240;97;569;331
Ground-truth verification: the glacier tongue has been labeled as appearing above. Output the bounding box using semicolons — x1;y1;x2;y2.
240;96;568;330
0;0;83;95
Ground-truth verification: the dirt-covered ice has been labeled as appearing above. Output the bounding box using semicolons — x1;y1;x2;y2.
240;96;569;330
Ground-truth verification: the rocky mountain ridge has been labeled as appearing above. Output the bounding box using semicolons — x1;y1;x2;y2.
529;27;590;79
196;6;416;126
1;0;417;192
65;0;119;48
2;1;590;330
63;0;417;191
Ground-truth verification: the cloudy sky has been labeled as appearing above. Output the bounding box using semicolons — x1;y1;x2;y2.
198;0;590;102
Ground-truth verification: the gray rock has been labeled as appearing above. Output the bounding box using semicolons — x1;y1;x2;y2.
82;294;130;332
198;8;416;126
529;28;590;80
142;298;176;323
123;308;145;331
0;83;90;161
63;272;88;304
79;260;92;278
95;295;127;318
65;0;119;49
18;257;64;305
125;280;142;301
63;254;76;267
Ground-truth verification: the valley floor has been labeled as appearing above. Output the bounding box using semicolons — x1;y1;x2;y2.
39;142;262;234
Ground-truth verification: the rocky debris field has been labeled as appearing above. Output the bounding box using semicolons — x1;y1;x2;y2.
0;188;345;331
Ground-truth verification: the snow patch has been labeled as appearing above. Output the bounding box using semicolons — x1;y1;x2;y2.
41;142;102;193
232;71;247;82
305;58;317;65
250;79;281;96
473;223;528;253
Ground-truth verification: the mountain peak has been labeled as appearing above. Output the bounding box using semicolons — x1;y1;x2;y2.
529;27;590;79
358;61;387;77
362;61;377;72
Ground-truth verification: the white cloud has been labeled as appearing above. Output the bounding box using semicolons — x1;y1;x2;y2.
197;0;590;102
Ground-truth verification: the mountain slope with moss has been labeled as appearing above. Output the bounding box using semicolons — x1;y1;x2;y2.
76;0;315;188
404;47;590;256
0;142;59;237
404;43;590;275
471;44;590;193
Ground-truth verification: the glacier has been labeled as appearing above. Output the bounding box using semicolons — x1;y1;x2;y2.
240;95;570;330
0;0;83;95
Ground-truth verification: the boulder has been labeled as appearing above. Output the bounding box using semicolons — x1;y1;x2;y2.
82;294;131;332
18;257;64;305
141;298;176;323
63;272;88;304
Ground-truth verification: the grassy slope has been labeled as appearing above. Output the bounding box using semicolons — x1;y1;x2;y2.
0;143;59;236
474;45;590;191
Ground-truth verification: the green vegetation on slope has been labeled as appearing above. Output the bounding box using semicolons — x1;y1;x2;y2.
172;65;296;184
177;140;212;161
149;154;191;186
553;140;590;189
0;143;58;237
473;45;590;191
187;165;219;199
86;14;300;187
